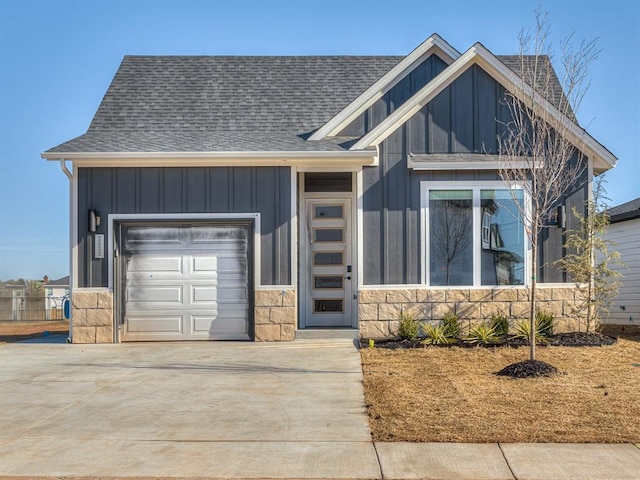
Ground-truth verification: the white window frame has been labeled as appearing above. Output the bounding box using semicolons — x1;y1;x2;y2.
420;181;530;287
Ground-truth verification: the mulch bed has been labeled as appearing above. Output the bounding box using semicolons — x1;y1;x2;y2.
363;331;617;350
496;359;559;378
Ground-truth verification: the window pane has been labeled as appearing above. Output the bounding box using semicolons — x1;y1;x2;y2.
315;205;343;218
481;189;524;286
314;252;343;265
429;190;473;286
314;276;344;289
314;299;343;313
315;229;343;242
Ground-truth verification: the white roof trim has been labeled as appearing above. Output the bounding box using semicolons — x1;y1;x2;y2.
307;34;460;141
408;153;537;171
352;43;617;172
41;149;378;167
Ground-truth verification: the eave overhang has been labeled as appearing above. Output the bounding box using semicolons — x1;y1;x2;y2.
41;149;379;167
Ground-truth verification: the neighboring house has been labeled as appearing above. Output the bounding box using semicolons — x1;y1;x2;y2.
602;198;640;325
42;35;616;344
43;275;70;320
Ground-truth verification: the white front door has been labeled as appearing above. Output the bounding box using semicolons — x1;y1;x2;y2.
303;198;353;327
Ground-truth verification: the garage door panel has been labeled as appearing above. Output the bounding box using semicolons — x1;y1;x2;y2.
120;223;251;342
191;256;217;273
126;285;183;304
191;285;217;303
216;286;248;302
125;315;183;334
127;255;183;273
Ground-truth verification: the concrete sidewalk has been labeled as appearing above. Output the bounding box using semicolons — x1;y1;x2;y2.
0;336;639;479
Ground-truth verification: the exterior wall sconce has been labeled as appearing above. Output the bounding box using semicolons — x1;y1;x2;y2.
555;205;566;229
88;209;101;232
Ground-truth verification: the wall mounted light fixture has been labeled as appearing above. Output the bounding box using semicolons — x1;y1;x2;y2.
88;209;101;233
556;205;566;229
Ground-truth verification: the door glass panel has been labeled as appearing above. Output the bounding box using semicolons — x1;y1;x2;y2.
314;205;343;219
315;229;343;242
314;252;343;265
314;299;343;313
314;276;343;289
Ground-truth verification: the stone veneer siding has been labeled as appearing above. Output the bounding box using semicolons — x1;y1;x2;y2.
71;289;114;344
254;288;297;341
358;286;584;339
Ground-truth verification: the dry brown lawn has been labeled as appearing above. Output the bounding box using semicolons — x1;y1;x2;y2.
361;335;640;443
0;321;69;344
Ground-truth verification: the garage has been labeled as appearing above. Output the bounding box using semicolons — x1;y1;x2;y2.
117;222;252;341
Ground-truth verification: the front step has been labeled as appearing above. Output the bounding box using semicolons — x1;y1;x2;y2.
295;328;358;340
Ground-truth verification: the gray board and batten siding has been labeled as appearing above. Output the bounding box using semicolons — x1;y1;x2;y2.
357;62;587;285
77;166;291;288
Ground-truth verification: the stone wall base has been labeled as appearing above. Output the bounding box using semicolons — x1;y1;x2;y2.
358;286;585;340
71;289;114;344
254;288;297;341
70;288;296;343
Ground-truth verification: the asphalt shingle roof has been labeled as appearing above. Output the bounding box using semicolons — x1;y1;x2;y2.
47;56;403;153
607;197;640;223
46;53;572;154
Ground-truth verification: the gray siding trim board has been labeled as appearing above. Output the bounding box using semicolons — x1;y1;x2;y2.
78;166;291;288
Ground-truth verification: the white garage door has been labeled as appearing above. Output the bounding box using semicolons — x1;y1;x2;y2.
119;224;251;341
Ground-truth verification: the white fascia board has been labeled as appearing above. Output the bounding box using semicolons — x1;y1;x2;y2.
409;160;533;171
352;43;617;172
41;150;378;167
308;34;460;141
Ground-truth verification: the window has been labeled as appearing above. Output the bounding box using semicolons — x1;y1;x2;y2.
423;183;526;286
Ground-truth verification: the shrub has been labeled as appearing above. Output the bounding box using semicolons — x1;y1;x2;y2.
464;322;500;345
421;323;456;345
489;311;510;336
398;310;419;340
536;310;555;336
442;311;461;339
513;318;547;344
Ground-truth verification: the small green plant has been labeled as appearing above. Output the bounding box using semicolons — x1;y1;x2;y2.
489;311;510;336
442;311;460;339
464;322;499;345
535;310;555;336
368;338;375;349
420;323;455;345
398;310;419;340
513;318;547;344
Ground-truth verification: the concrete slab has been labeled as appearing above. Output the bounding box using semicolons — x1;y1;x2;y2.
500;443;640;480
0;438;380;478
0;339;379;478
375;442;514;480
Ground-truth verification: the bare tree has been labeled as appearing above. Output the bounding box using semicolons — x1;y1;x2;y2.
498;8;599;362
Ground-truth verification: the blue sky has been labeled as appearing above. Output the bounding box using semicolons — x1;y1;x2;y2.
0;0;638;280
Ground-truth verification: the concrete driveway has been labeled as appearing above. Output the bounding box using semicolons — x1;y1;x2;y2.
0;337;380;478
3;336;640;480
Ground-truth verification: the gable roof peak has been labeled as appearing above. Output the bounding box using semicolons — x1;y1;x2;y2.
307;33;460;141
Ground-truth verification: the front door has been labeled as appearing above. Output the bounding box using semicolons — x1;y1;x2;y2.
303;198;353;327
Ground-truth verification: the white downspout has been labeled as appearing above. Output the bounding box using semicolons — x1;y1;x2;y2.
59;159;73;343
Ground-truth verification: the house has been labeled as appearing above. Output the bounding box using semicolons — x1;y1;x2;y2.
42;34;616;343
43;275;70;320
602;198;640;325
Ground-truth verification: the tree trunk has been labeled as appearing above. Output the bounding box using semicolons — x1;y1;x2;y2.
530;239;537;361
